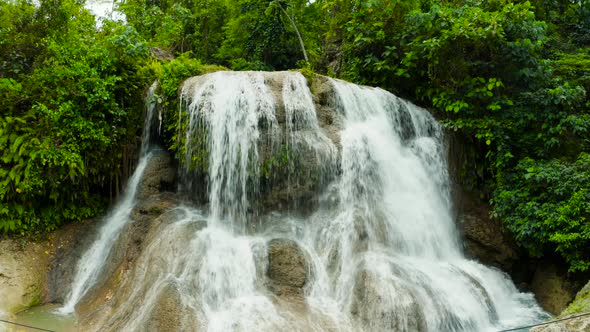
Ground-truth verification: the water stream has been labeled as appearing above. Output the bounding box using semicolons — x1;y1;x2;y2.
58;81;159;314
53;72;547;331
301;79;546;331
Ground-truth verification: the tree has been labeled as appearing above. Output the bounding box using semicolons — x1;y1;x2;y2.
0;0;151;234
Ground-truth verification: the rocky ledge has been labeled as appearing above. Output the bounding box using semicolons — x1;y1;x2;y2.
531;280;590;332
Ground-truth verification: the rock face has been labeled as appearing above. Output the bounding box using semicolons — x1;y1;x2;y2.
350;270;426;332
562;281;590;316
531;280;590;332
136;149;176;200
0;240;47;317
446;132;522;273
266;239;308;297
74;201;194;329
144;285;190;332
0;221;89;319
457;205;519;271
531;264;579;315
179;72;341;215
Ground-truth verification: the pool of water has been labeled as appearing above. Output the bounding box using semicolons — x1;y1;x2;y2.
8;304;77;332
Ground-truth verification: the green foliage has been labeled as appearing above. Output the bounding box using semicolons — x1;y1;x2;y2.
494;154;590;272
296;66;315;87
0;0;152;234
146;53;225;162
120;0;230;62
121;0;320;70
216;0;310;70
321;0;423;86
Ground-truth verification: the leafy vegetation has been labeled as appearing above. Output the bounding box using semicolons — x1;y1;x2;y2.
1;0;589;272
0;1;153;234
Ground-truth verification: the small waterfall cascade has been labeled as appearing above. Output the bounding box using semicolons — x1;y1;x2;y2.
58;81;159;314
302;79;547;331
179;72;336;229
60;72;547;331
180;72;278;228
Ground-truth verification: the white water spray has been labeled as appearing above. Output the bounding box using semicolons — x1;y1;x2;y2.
296;78;547;331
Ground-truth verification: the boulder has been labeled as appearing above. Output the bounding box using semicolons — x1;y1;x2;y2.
266;239;308;297
458;209;519;271
446;131;521;273
350;270;426;332
136;149;176;200
531;281;590;332
0;240;46;315
561;281;590;316
150;47;175;61
180;72;341;214
531;263;579;315
145;285;193;332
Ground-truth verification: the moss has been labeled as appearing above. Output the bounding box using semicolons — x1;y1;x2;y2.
560;281;590;316
200;64;228;74
294;68;315;89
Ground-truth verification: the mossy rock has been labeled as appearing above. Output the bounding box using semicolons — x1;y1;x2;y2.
561;281;590;316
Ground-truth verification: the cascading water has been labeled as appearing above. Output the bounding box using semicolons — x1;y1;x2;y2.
60;71;547;331
58;81;159;314
301;79;547;331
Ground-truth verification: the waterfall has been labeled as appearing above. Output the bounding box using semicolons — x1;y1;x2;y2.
61;72;547;331
58;81;159;314
301;79;546;331
180;72;279;229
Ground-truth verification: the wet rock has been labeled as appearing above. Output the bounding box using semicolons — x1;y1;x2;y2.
151;47;174;61
446;131;521;273
266;239;308;296
530;316;590;332
530;282;590;332
561;281;590;316
181;72;340;214
311;74;343;148
77;205;206;331
47;221;102;304
133;192;179;221
0;221;89;315
272;295;347;332
531;264;579;315
136;149;176;200
451;177;519;272
145;285;190;332
531;280;590;331
458;210;519;271
0;242;44;313
350;270;427;332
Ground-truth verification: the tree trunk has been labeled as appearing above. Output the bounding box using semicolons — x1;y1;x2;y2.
276;1;309;63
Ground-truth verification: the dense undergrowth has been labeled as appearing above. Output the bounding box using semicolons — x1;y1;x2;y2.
1;0;588;272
